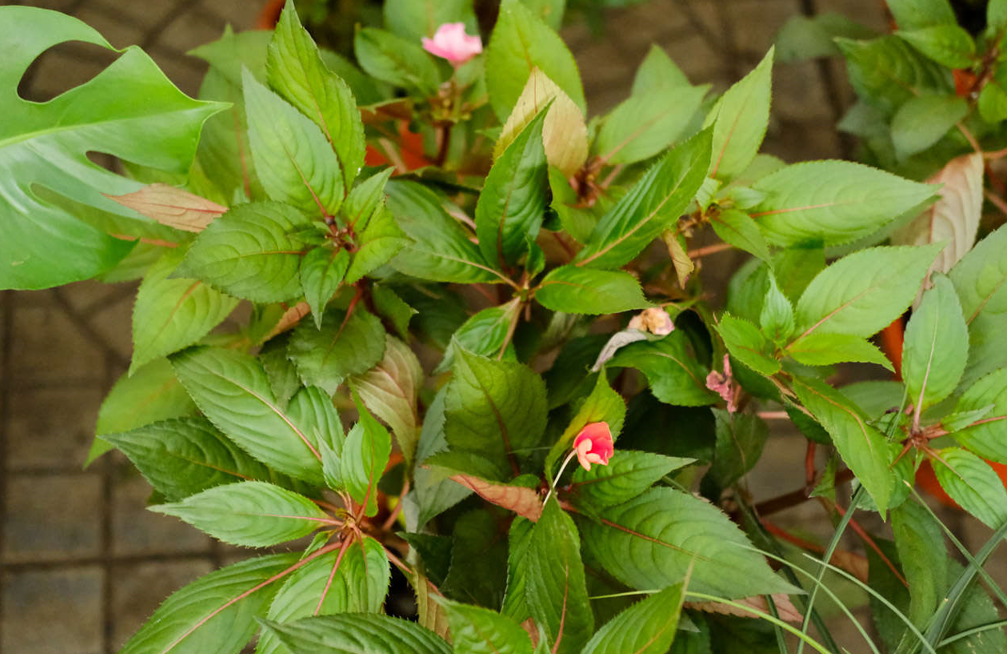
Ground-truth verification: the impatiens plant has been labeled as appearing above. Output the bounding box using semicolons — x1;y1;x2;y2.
5;0;1007;651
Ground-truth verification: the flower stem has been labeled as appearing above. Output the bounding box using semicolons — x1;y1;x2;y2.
544;449;578;505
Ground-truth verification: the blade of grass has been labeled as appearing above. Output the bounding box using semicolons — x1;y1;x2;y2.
685;591;833;654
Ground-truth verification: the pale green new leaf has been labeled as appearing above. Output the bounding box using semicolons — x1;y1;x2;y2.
751;161;937;246
243;69;343;217
891;94;968;160
88;357;197;464
288;307;387;395
171;347;325;484
575;129;712;269
596;82;708;165
632;44;690;94
130;249;239;374
887;0;957;29
150;481;329;547
119;553;299;654
0;6;224;290
386;181;501;284
703;47;773;181
932;447;1007;529
178;202;310;303
536;266;650;314
792;376;894;514
485;0;585;121
260;614;451;654
439;598;533;654
710;208;771;261
344;205;410;284
902;275;969;411
342;396;392;517
570;450;691;509
898;25;976;69
793;244;942;339
760;273;795;342
103;417;305;502
581;584;684;654
300;247;350;329
349;335;423;465
952;369;1007;463
715;313;780;376
343;169;393;231
476;111;549;269
267;1;365;189
787;332;893;371
581;487;797;597
606;332;717;406
256;537;390;654
527;500;594;654
436;299;521;374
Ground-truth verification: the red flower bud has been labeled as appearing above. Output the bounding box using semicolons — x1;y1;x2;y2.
573;422;614;471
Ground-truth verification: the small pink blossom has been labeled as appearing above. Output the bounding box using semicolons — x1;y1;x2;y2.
573;422;614;471
628;307;675;336
706;354;738;414
422;23;482;67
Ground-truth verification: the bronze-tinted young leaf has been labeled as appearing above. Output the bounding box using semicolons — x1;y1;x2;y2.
106;183;226;233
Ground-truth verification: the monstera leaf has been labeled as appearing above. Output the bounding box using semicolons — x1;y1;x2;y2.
0;7;224;289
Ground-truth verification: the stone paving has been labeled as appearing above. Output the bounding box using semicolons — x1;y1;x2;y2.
5;0;1000;653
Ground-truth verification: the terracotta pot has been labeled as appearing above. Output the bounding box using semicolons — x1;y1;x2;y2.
257;0;285;29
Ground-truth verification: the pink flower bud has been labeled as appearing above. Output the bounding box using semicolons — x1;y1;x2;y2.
573;422;614;471
628;307;675;336
705;354;737;414
422;22;483;67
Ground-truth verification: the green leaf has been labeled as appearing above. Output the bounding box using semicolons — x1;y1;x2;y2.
703;47;773;181
836;35;953;117
288;307;387;395
300;247;350;329
343;169;393;231
898;25;976;69
349;335;423;466
545;372;626;479
345;205;410;284
715;314;780;376
527;500;594;654
949;223;1007;387
120;552;299;654
787;332;893;370
383;0;477;41
150;481;329;547
259;336;302;409
477;111;549;269
130;249;239;374
0;6;224;289
439;599;533;654
706;409;769;490
607;332;717;406
502;517;535;621
575;129;712;269
710;208;771;261
386;180;501;284
256;536;389;654
952;369;1007;463
178;202;310;303
792;244;942;339
267;1;364;189
342;395;392;517
979;79;1007;123
891;501;946;628
88;357;197;464
441;510;510;607
751;162;937;246
632;44;690;94
103;417;305;502
596;82;708;165
485;0;585;121
354;27;441;95
259;614;451;654
171;347;326;484
414;389;473;528
441;350;548;480
581;584;684;654
570;449;691;509
536;266;650;314
792;376;894;514
372;284;416;341
887;0;957;29
902;274;968;411
580;487;796;597
243;69;343;217
890;94;968;159
759;273;795;342
436;300;521;374
775;13;876;62
932;447;1007;528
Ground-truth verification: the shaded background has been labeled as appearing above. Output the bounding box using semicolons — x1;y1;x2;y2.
1;0;988;653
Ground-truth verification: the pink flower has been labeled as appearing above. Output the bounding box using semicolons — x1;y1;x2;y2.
573;422;614;471
422;22;483;66
706;354;737;414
